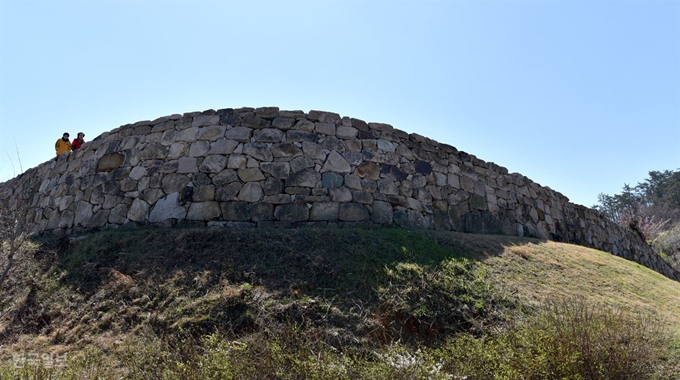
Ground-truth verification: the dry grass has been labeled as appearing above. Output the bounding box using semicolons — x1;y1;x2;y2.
0;227;678;378
487;240;680;337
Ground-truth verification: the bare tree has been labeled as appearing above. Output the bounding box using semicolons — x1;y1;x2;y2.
0;202;28;290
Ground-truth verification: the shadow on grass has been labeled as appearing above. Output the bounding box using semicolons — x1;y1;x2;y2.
54;226;542;298
4;226;543;346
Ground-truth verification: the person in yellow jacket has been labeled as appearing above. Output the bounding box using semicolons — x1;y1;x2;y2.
55;132;71;155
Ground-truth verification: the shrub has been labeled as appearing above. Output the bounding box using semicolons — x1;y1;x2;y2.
441;297;679;379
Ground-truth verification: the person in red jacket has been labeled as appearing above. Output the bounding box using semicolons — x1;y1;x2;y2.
71;132;85;151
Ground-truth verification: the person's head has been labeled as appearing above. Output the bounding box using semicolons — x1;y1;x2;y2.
77;132;85;140
62;132;70;140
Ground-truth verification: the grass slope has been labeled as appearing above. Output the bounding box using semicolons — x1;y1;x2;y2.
0;227;678;378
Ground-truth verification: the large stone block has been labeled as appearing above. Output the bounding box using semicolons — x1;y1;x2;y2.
339;203;369;221
310;202;339;221
274;204;309;222
187;201;221;221
127;198;150;222
372;201;393;224
221;201;251;221
199;155;228;173
286;168;318;188
96;153;125;173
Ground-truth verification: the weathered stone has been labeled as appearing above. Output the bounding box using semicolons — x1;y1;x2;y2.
353;191;373;204
96;153;125;172
261;162;290;179
120;178;138;192
192;115;220;128
344;139;362;152
238;168;265;182
208;139;239;155
74;200;94;226
320;136;344;151
250;203;273;221
263;177;284;195
193;185;215;202
302;141;326;161
221;201;251;221
119;135;141;150
337;126;358;139
329;187;352;202
369;122;393;132
213;169;239;186
127;198;150;222
274;204;309;222
308;110;341;123
189;141;211;157
176;127;199;142
255;106;279;120
344;174;362;190
394;209;428;229
321;151;351;174
227;154;247;169
414;160;432;174
190;173;209;187
244;142;273;161
168;142;188;159
254;128;284;143
83;209;107;227
356;161;380;180
242;114;271;129
372;201;393;224
238;182;263;202
377;179;399;195
199;155;228;173
162;173;191;194
107;204;128;224
187;201;221;220
140;143;168;159
225;126;253;142
58;210;75;229
339;203;369;221
216;183;242;201
272;143;302;158
149;192;187;222
263;194;291;204
310;202;339;221
103;195;123;210
286;168;318;188
469;194;487;211
377;139;396;152
142;188;165;204
287;130;317;143
177;157;198;173
315;122;336;136
270;116;296;130
129;166;147;181
322;172;344;188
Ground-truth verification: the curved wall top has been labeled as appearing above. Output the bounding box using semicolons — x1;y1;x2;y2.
1;106;677;281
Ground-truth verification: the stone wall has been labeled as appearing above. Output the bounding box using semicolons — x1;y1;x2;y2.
1;106;678;281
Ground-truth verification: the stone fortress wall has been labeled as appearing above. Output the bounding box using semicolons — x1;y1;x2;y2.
1;106;678;281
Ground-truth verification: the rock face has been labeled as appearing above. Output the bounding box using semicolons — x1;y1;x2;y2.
1;106;678;281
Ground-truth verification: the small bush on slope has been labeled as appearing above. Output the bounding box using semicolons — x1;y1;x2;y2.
440;297;680;380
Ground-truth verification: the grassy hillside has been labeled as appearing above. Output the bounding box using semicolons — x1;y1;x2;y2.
1;227;679;379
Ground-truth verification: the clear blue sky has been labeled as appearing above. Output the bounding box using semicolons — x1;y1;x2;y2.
1;0;678;207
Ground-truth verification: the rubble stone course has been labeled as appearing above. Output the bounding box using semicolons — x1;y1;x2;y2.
1;106;678;281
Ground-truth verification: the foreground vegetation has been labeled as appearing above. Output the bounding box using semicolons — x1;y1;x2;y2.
1;227;679;379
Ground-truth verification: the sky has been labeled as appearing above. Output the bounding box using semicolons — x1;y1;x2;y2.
0;0;678;208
